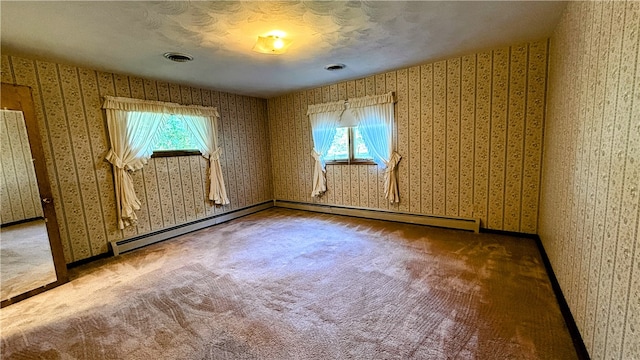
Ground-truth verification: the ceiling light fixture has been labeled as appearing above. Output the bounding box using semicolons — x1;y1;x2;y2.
163;52;194;62
252;34;292;55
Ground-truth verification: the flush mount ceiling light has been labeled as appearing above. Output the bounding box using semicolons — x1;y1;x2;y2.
163;52;194;62
252;34;292;55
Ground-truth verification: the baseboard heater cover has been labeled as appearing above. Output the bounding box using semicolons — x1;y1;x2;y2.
274;200;480;233
110;201;273;256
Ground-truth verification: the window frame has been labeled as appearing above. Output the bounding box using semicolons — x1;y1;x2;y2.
151;149;201;158
325;127;376;165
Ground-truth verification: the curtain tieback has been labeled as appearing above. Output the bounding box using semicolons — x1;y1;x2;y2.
384;152;402;173
105;149;125;169
105;150;146;171
210;147;222;161
311;150;322;161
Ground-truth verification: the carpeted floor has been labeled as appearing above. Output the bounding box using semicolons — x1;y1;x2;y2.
1;219;57;301
0;208;577;359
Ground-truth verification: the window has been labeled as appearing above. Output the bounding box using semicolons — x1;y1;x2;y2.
103;96;229;228
151;114;200;157
325;126;374;164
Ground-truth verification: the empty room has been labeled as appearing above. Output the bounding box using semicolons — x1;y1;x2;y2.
0;1;638;359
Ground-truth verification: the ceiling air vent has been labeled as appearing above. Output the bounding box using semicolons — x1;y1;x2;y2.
163;52;194;62
324;63;346;71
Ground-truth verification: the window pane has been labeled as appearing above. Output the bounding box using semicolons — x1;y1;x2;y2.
153;115;199;151
325;127;349;161
353;127;372;160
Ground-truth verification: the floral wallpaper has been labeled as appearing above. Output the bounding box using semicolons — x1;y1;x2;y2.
0;110;43;224
268;40;548;234
0;55;273;263
540;1;639;359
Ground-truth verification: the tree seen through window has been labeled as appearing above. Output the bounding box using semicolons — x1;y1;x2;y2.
325;126;371;162
153;114;199;151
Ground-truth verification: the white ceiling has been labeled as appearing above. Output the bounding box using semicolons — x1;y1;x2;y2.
1;1;566;99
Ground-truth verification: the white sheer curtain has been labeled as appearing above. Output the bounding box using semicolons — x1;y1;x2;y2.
307;101;345;197
104;109;166;229
181;114;229;205
103;96;225;229
348;92;401;203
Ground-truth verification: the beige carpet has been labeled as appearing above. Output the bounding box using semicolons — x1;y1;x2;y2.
0;208;577;359
1;219;57;301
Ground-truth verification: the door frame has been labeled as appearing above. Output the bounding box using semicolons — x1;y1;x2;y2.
1;83;68;307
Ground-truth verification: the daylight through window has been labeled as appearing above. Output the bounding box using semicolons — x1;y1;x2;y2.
325;126;372;163
152;114;199;151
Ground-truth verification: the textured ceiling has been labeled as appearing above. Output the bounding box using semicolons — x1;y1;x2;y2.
0;1;566;98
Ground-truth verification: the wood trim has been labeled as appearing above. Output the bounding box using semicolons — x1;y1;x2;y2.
67;252;113;269
274;200;480;233
0;281;66;308
151;149;201;158
534;235;591;360
325;160;377;166
479;228;538;239
1;83;69;307
0;216;45;228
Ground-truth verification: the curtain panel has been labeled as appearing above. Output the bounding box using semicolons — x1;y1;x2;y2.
103;96;227;229
348;92;401;203
181;115;229;205
307;101;345;197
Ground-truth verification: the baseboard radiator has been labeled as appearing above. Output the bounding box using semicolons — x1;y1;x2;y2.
274;200;480;233
110;201;273;256
111;199;479;256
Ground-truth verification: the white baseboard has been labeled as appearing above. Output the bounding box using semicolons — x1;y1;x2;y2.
110;201;273;256
274;200;480;233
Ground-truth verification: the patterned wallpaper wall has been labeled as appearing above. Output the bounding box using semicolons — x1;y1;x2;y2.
0;110;43;224
1;55;273;263
268;40;547;233
540;1;639;359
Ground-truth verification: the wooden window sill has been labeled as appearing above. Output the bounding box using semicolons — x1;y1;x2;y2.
325;160;377;166
151;150;201;158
